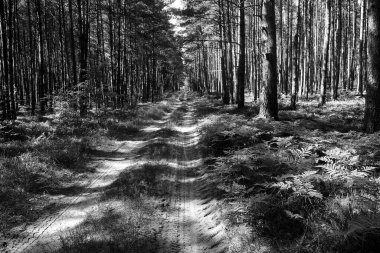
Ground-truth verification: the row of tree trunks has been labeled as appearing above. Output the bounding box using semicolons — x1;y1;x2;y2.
0;0;183;120
185;0;380;132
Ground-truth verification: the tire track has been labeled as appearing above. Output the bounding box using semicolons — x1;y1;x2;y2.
158;92;228;253
3;103;182;253
3;91;228;253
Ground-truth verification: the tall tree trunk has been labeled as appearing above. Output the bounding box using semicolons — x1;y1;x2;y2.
279;0;284;94
68;0;77;89
77;0;89;116
226;0;234;103
333;0;343;100
357;0;366;96
36;0;46;114
364;0;380;132
237;0;245;108
259;0;278;120
218;0;229;104
319;0;332;106
290;0;302;110
27;0;36;115
0;0;9;119
8;1;16;119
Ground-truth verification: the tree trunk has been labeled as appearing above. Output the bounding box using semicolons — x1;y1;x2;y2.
357;0;366;96
290;0;302;110
333;0;343;100
237;0;245;108
319;0;332;106
0;0;9;119
259;0;278;120
68;0;77;89
77;0;89;116
364;0;380;133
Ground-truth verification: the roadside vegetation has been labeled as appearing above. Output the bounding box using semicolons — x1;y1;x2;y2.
57;163;174;253
0;99;173;240
197;94;380;253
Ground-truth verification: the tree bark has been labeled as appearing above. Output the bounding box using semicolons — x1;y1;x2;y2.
237;0;245;108
259;0;278;120
68;0;77;89
364;0;380;133
319;0;332;106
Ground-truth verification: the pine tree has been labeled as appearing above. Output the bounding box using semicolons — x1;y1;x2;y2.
364;0;380;133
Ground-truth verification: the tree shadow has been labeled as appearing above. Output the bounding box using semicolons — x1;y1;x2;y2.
54;159;205;253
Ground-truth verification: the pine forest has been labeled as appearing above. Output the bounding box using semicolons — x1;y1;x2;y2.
0;0;380;252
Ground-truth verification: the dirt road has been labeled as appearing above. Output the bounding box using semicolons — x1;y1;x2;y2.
3;92;227;253
158;99;226;253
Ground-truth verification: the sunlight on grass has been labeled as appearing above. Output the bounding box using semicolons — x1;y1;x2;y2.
58;199;160;253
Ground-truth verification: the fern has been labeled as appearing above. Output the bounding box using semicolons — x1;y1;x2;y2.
270;173;323;200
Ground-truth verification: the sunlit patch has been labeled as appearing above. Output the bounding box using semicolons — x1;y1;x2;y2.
177;177;197;183
152;119;169;125
142;126;163;132
43;210;90;235
168;139;200;148
177;159;203;168
183;115;194;120
103;160;134;171
173;125;198;133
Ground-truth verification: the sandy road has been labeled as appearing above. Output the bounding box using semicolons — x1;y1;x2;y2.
158;95;227;253
2;91;227;253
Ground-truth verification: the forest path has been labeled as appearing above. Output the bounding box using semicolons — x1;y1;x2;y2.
3;90;227;253
4;142;142;252
157;92;227;253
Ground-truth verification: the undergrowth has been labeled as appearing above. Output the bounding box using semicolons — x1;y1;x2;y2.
199;97;380;253
104;163;174;199
57;162;173;252
57;200;160;253
0;137;90;234
0;100;172;238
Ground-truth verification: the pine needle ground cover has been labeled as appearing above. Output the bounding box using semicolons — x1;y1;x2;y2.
197;96;380;253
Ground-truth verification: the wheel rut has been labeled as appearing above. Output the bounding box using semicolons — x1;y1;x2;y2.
2;92;227;253
158;96;227;253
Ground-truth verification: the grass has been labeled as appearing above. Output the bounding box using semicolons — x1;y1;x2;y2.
138;103;171;121
0;111;94;236
104;163;174;199
57;162;174;252
106;120;141;141
0;99;174;238
197;95;380;253
0;137;92;234
170;105;188;124
0;141;30;157
57;200;160;253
